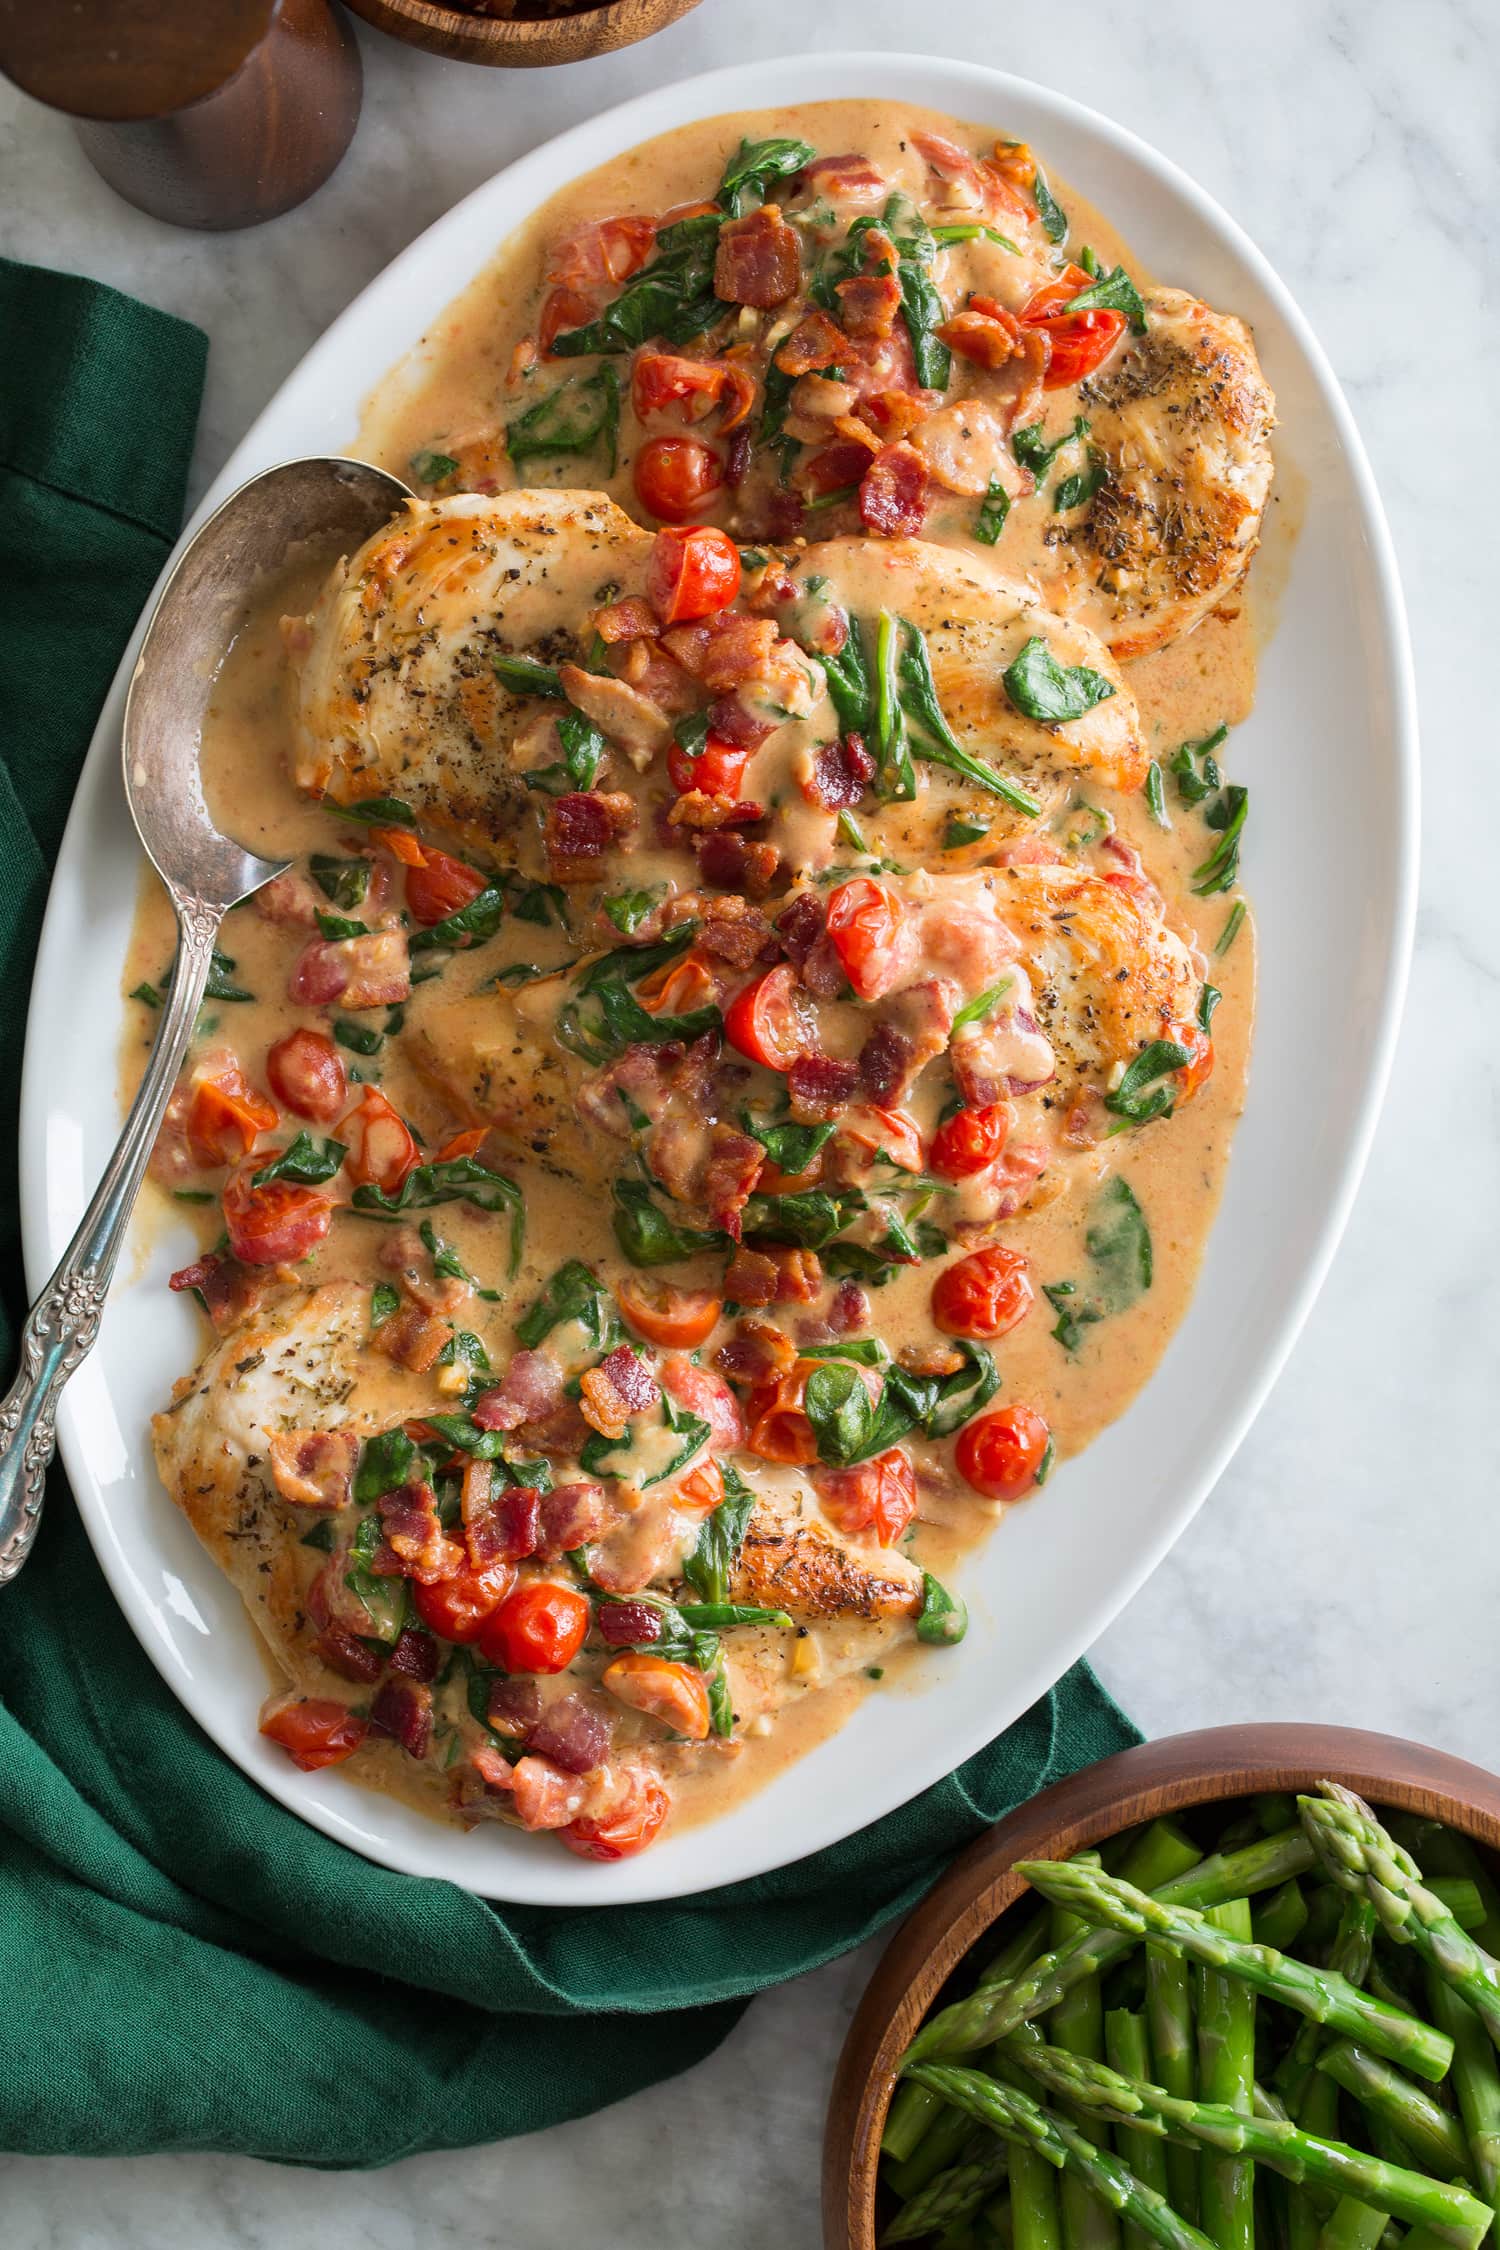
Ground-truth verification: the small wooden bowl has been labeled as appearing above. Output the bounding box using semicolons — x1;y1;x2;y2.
342;0;706;68
823;1723;1500;2250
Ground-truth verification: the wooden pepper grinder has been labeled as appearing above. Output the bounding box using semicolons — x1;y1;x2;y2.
0;0;362;232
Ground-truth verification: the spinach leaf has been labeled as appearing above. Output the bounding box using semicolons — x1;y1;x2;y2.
672;708;711;760
1215;901;1246;956
419;1219;499;1303
370;1280;400;1329
1043;1278;1103;1356
602;886;665;935
640;1391;712;1489
1085;1175;1152;1309
740;1188;862;1249
1012;414;1088;480
437;1330;491;1384
350;1157;525;1277
742;1114;835;1176
521;709;606;799
354;1429;416;1505
1062;262;1148;333
551;213;725;356
931;223;1022;254
1170;723;1227;804
558;977;721;1065
515;1259;620;1353
803;1360;875;1464
1031;169;1068;245
717;135;817;217
1197;983;1222;1034
1002;635;1117;724
677;1601;791;1630
408;882;505;954
574;921;699;995
1053;448;1108;512
895;617;1041;814
800;1338;886;1365
344;1513;409;1642
873;609;917;801
804;1342;997;1465
1192;785;1248;897
974;476;1012;545
333;795;418;828
129;981;161;1008
950;977;1013;1037
493;653;566;699
333;1016;384;1057
881;192;952;391
1144;761;1170;829
309;853;371;908
315;910;367;941
251;1133;346;1189
612;1179;725;1267
409;449;457;484
506;364;621;473
822;612;876;735
205;950;253;1003
1104;1039;1192;1129
915;1571;968;1646
420;1414;510;1461
944;817;990;849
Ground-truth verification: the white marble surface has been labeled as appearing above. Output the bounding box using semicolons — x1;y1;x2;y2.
2;0;1497;2240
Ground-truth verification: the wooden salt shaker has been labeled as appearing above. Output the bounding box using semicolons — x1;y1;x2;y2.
0;0;362;232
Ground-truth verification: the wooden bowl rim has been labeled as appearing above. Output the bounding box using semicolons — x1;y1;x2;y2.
342;0;701;63
822;1722;1500;2250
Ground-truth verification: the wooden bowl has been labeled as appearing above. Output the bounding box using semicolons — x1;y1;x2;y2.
823;1723;1500;2250
341;0;706;68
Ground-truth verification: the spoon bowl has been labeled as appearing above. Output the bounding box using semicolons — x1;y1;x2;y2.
0;454;412;1582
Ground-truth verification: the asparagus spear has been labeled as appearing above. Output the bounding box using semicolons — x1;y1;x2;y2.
1149;1943;1201;2224
889;2102;975;2199
1274;1899;1378;2099
1314;2201;1388;2250
1316;2039;1473;2180
887;1912;1053;2166
906;2065;1219;2250
998;2042;1492;2250
1299;1790;1500;2048
1254;1884;1310;1955
1108;2010;1171;2250
1424;1968;1500;2224
1198;1900;1257;2250
1394;1826;1500;1959
1011;1859;1453;2084
1011;2137;1064;2250
909;1834;1316;2066
1051;1858;1123;2250
886;2144;1010;2244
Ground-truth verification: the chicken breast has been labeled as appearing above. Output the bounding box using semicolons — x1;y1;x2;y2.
732;1480;923;1623
1066;289;1276;661
287;488;654;859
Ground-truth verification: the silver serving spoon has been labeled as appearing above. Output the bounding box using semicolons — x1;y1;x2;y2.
0;455;412;1583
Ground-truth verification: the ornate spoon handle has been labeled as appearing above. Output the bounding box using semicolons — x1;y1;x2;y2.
0;896;222;1584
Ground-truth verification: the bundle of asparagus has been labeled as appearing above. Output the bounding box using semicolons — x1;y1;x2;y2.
877;1785;1500;2250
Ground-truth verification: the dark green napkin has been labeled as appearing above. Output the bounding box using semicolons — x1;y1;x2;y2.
0;255;1140;2165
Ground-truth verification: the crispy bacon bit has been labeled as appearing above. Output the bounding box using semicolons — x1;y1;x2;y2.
486;1676;543;1736
463;1461;541;1567
471;1349;564;1433
714;204;801;307
594;596;658;643
167;1251;268;1335
267;1429;357;1512
663;611;777;693
377;1483;463;1586
667;789;760;835
899;1340;967;1377
544;789;637;879
369;1676;433;1761
725;1245;822;1305
715;1316;797;1386
803;437;875;495
803;733;876;810
726;426;754;487
707;694;775;749
787;1054;860;1119
528;1694;609;1776
316;1624;383;1685
581;1345;660;1439
776;890;826;968
860;442;929;536
254;867;324;928
857;1022;917;1104
827;1278;872;1334
836;271;902;339
703;1125;765;1240
374;1302;450;1375
700;896;776;967
388;1627;441;1682
799;934;848;1000
596;1599;665;1648
774;308;847;377
938;293;1023;370
535;1481;614;1561
696;831;782;897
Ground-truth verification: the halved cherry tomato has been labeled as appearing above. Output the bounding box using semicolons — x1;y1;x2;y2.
338;1087;419;1196
185;1062;277;1168
477;1580;591;1674
816;1447;918;1546
1020;264;1127;390
666;732;750;799
745;1359;819;1465
675;1459;724;1515
266;1028;346;1125
632;352;755;433
840;1104;924;1174
1174;1023;1214;1100
562;1771;671;1861
414;1558;517;1644
602;1652;712;1741
956;1403;1051;1499
660;1353;745;1449
825;878;911;1001
404;850;487;928
432;1126;488;1162
222;1166;332;1266
929;1102;1011;1182
618;1278;723;1349
647;524;742;625
633;435;724;523
539;285;594;356
723;965;813;1073
259;1695;368;1772
635;950;718;1017
932;1246;1035;1340
369;824;427;868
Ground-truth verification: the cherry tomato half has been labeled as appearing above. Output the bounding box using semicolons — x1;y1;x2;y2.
647;524;742;625
338;1087;419;1197
185;1063;277;1168
928;1102;1011;1183
222;1166;332;1266
404;850;488;928
666;733;750;799
932;1246;1035;1340
816;1447;918;1546
633;435;724;523
477;1580;591;1674
562;1771;671;1861
602;1652;712;1741
266;1028;347;1124
618;1279;723;1349
1020;264;1127;390
745;1360;819;1465
259;1695;368;1772
723;965;814;1073
956;1403;1051;1499
661;1353;745;1449
825;877;911;1001
1175;1023;1214;1100
413;1559;517;1644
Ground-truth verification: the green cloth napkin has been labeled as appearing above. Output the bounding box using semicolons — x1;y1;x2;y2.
0;255;1140;2165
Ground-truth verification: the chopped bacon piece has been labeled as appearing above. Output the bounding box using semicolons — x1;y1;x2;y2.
725;1245;822;1305
803;438;875;496
699;895;775;968
663;611;777;694
594;596;658;643
315;1623;384;1686
667;789;763;835
803;734;876;810
388;1627;440;1683
714;205;801;307
376;1483;463;1586
369;1676;433;1761
836;271;902;339
787;1054;860;1119
528;1694;609;1776
486;1676;544;1736
510;1755;591;1831
596;1599;666;1648
601;1344;662;1413
167;1250;268;1335
798;152;888;211
776;890;826;968
798;934;848;1001
859;442;929;536
702;1124;765;1240
535;1481;614;1561
462;1462;541;1567
715;1316;797;1387
827;1279;873;1335
726;426;753;486
706;694;777;748
911;130;1033;225
544;790;637;879
696;831;782;897
253;867;325;928
775;309;847;377
857;1022;917;1104
374;1302;450;1375
937;293;1023;369
859;388;930;445
580;1347;659;1441
471;1350;564;1433
266;1429;357;1512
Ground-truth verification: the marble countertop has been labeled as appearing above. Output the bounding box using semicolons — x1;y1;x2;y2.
3;0;1496;2240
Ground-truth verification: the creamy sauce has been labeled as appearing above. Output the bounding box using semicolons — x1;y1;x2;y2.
123;100;1268;1850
